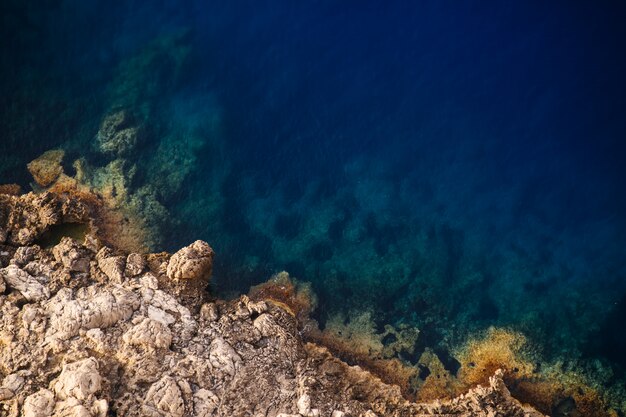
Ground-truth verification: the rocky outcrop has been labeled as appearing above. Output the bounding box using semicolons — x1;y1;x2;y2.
167;240;215;280
0;191;91;247
0;190;545;417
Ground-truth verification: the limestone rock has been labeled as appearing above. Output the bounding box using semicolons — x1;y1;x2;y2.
125;253;146;276
12;245;40;266
45;285;140;343
193;389;219;417
53;358;101;401
209;337;241;377
53;237;91;273
27;150;65;187
142;376;185;417
122;318;172;350
0;264;49;301
96;247;126;283
166;240;214;280
0;191;548;417
23;389;55;417
0;373;24;401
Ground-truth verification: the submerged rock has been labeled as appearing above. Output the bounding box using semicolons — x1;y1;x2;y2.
26;149;65;188
96;110;141;157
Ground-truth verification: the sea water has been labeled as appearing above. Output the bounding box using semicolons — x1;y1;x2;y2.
1;0;626;409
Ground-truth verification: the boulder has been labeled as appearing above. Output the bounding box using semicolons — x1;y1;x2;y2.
27;150;65;187
166;240;214;281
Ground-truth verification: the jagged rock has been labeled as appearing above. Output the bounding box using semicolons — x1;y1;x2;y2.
96;247;126;283
12;246;40;266
0;192;61;245
0;191;547;417
45;285;140;343
27;149;65;187
193;389;219;417
125;253;145;276
53;358;102;401
53;237;91;273
166;240;214;280
0;264;49;301
122;317;172;350
23;389;55;417
0;373;24;401
142;376;185;417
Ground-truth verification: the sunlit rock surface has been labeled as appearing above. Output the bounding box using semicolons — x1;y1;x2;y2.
0;188;545;416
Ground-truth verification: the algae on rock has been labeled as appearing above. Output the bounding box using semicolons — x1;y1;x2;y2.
0;186;547;417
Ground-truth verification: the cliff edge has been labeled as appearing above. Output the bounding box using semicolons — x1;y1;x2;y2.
0;190;544;417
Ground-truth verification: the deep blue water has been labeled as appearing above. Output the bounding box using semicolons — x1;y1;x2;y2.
2;0;626;384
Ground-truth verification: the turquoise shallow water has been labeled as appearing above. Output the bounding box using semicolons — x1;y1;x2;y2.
2;1;626;409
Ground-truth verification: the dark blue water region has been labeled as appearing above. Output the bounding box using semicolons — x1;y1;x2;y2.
2;0;626;371
178;0;626;358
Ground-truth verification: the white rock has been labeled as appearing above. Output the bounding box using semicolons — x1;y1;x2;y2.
0;264;49;301
45;286;139;343
13;246;39;265
23;389;55;417
85;328;107;353
97;254;125;283
52;396;107;417
209;337;241;377
53;357;102;401
166;240;214;280
52;397;92;417
193;389;220;417
0;372;24;400
2;373;24;392
142;376;185;417
297;393;312;416
123;317;172;350
125;253;146;277
140;273;159;289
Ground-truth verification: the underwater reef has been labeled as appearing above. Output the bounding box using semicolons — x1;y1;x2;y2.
1;155;625;416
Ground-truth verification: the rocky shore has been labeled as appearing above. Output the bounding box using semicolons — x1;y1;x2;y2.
0;189;546;416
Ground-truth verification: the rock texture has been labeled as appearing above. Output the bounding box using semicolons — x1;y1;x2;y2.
26;150;65;188
167;240;215;280
96;110;141;157
0;190;545;417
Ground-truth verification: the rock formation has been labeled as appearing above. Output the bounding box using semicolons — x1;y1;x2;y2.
0;187;546;417
26;150;65;188
96;110;142;157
